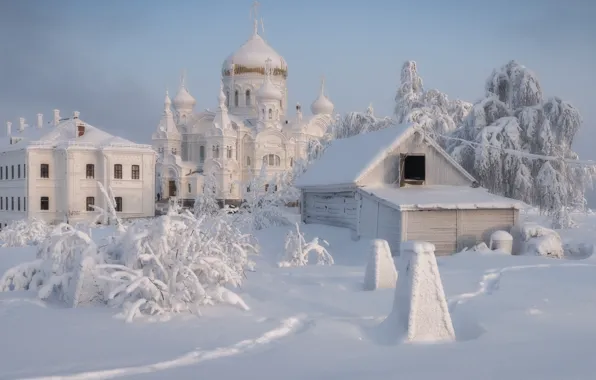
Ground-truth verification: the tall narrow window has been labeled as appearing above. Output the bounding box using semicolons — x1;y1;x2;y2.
11;165;14;179
199;145;205;162
245;89;252;106
246;156;251;166
17;165;20;178
213;145;220;159
131;165;140;180
1;197;3;209
40;197;49;211
268;108;272;120
86;197;95;211
226;146;233;159
234;90;239;107
290;157;294;167
17;197;20;211
0;166;3;180
115;197;123;212
188;183;191;193
40;164;49;178
24;197;26;212
24;164;26;178
114;164;122;179
86;164;95;179
11;197;14;210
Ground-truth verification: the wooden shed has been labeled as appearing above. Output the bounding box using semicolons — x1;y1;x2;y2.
295;123;524;256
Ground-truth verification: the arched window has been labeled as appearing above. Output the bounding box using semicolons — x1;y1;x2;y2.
245;89;251;106
246;156;251;166
268;108;273;120
226;146;233;159
262;154;281;167
188;183;191;193
212;145;220;159
234;90;239;107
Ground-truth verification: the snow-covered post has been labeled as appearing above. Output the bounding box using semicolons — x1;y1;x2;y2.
386;241;455;343
363;239;397;290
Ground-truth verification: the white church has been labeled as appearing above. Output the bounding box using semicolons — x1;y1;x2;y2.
152;8;336;205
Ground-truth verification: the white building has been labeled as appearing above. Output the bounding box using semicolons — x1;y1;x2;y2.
0;110;156;227
153;10;335;205
295;123;523;256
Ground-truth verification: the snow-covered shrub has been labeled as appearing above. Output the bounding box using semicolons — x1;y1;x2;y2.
193;166;220;217
278;223;333;267
0;217;51;247
520;223;564;258
363;239;397;291
237;165;291;231
0;181;258;322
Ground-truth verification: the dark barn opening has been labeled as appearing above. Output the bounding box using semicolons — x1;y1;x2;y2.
401;154;425;185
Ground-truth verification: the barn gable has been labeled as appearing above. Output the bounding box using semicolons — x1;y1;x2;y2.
295;123;475;189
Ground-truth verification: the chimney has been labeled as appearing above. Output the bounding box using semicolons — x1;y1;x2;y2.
37;113;43;128
77;124;85;137
18;117;25;132
53;109;60;126
6;121;12;136
73;111;80;119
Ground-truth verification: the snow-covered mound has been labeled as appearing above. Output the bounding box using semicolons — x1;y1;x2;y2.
363;239;397;291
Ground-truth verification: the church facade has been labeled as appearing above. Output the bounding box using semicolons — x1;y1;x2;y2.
152;14;335;204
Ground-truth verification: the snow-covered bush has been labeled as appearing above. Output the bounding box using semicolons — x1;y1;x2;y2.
193;166;220;217
237;165;292;231
0;217;51;247
363;239;397;291
278;223;333;267
0;181;258;322
519;223;564;258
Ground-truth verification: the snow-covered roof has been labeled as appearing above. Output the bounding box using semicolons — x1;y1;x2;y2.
0;117;152;152
359;185;524;210
295;123;417;188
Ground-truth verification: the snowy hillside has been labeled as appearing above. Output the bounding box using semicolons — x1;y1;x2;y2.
2;212;596;379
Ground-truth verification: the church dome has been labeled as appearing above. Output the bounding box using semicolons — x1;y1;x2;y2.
173;85;196;110
222;21;288;79
310;78;334;115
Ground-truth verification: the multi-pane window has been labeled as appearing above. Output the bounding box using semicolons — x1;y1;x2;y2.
40;164;49;178
114;164;122;179
131;165;140;180
40;197;49;210
86;197;95;211
262;154;281;167
114;197;123;212
86;164;95;179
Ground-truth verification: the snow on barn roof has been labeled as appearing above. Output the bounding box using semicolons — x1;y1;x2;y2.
359;185;525;211
0;116;152;152
294;122;417;188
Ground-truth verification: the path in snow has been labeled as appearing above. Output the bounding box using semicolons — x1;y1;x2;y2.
449;262;596;312
24;315;306;380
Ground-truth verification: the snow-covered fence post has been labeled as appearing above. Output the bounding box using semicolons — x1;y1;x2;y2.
385;241;455;343
363;239;397;291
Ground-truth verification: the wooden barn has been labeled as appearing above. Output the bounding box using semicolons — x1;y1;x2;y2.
294;123;524;256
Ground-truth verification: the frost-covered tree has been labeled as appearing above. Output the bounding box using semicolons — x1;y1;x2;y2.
394;60;472;140
446;60;595;226
193;166;220;217
0;217;50;247
278;223;333;267
329;105;393;140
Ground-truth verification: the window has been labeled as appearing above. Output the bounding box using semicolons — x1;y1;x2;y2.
24;164;26;178
40;196;49;211
11;197;14;210
199;145;205;162
262;154;281;167
131;165;140;180
17;165;20;178
171;147;177;155
246;156;251;166
40;164;49;178
86;197;95;211
234;90;239;107
114;164;122;179
188;183;191;193
245;89;252;106
401;154;426;185
24;197;26;212
86;164;95;179
17;197;20;211
290;157;294;167
1;197;3;209
212;145;220;159
11;165;14;179
114;197;123;212
0;166;3;179
268;108;273;120
226;146;233;159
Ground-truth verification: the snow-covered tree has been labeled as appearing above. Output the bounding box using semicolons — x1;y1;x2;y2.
394;60;472;141
278;223;333;267
193;166;220;217
446;60;594;226
329;105;393;140
0;217;50;247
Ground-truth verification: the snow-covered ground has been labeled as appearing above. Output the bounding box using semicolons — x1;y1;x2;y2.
2;213;596;379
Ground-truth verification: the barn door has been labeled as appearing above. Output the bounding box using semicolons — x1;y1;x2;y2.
406;210;457;256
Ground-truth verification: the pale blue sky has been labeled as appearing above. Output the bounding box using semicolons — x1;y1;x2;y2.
0;0;594;158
